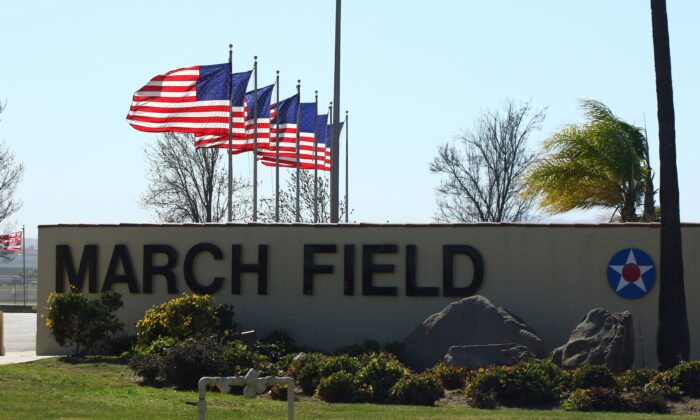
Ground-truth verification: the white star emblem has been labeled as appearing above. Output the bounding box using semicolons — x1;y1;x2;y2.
609;249;653;292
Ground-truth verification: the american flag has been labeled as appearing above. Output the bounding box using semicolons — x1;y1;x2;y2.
194;70;252;149
0;232;21;252
323;121;344;171
242;84;275;152
126;63;232;135
260;103;325;169
258;94;299;165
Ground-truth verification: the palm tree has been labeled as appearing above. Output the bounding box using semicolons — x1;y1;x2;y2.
524;100;653;222
651;0;689;369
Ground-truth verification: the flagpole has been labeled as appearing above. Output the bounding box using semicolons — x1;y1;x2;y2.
274;70;280;223
253;56;258;222
328;102;333;220
345;110;349;223
22;225;26;306
313;90;319;224
227;44;233;222
295;80;301;223
330;0;342;223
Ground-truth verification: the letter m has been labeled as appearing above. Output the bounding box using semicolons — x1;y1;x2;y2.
55;245;98;293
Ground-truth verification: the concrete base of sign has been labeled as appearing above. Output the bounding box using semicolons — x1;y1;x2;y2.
197;369;295;420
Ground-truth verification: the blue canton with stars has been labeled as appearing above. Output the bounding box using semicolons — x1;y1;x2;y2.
607;248;656;299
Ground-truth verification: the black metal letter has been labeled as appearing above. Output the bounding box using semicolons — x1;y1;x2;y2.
102;245;139;293
184;243;224;294
406;244;439;296
362;244;398;296
343;244;355;295
232;245;268;295
443;244;484;297
303;244;336;295
55;245;98;293
143;244;178;294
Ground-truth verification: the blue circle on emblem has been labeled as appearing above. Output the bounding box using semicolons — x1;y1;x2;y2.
607;248;656;299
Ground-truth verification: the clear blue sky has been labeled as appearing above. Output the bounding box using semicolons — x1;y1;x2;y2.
1;1;698;238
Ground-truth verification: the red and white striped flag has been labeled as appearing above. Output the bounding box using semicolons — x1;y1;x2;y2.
126;63;231;135
0;232;21;252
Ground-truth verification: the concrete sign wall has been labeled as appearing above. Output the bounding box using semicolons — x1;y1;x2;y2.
36;224;700;367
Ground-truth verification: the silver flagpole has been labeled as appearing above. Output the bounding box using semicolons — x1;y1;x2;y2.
274;70;280;222
345;110;349;223
313;90;319;223
252;56;258;222
227;44;233;222
295;80;301;222
22;225;26;306
330;0;342;223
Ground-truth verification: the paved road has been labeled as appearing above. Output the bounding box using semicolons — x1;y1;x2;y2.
3;313;36;352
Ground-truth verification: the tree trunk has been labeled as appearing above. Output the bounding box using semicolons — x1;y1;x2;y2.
651;0;690;369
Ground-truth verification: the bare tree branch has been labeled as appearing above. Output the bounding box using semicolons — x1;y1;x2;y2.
140;133;250;223
430;99;544;222
0;102;25;261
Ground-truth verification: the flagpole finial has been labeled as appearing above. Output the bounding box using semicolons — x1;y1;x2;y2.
229;43;233;50
276;70;279;75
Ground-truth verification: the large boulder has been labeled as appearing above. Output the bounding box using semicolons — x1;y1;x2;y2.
444;343;536;369
550;308;634;373
400;295;544;370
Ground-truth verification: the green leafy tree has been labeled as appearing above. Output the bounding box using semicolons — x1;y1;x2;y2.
524;100;654;222
45;291;124;356
651;0;689;368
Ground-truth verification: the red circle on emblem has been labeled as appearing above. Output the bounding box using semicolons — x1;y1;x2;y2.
622;263;641;282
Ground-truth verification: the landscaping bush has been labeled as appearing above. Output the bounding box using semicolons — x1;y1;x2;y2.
628;386;670;413
45;291;124;356
316;371;358;403
160;337;228;389
128;353;162;384
465;359;565;408
648;371;683;401
666;360;700;397
269;384;291;401
561;387;625;412
426;362;468;390
570;365;617;390
287;353;329;395
617;368;655;391
390;373;445;406
320;354;361;377
357;352;408;403
135;294;235;345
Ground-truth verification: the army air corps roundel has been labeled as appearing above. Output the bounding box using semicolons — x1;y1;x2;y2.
607;248;656;299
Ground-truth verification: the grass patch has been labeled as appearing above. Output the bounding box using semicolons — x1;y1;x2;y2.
0;358;690;419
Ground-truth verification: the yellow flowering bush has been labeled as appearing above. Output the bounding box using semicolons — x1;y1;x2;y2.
135;293;235;345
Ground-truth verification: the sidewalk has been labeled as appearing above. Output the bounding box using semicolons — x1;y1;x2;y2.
1;313;55;365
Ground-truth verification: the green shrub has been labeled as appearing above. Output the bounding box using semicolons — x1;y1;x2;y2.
465;359;564;407
426;362;468;390
255;331;301;364
617;368;655;391
316;371;358;403
571;365;617;390
269;384;291;401
390;373;445;406
45;291;124;356
287;353;329;395
561;387;626;412
561;388;592;411
135;294;235;345
128;353;162;384
666;360;700;397
134;336;176;356
160;337;228;389
357;352;408;402
320;354;361;377
628;386;670;413
649;371;683;400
